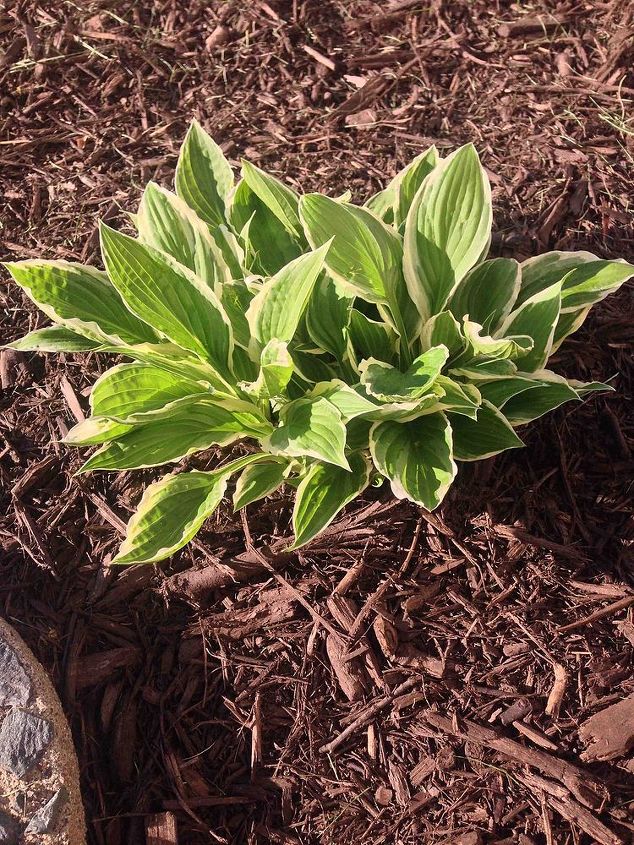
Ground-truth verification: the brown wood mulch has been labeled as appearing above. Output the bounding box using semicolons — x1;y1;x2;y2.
1;1;633;843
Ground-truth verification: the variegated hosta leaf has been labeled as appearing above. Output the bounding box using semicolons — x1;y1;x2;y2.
403;144;492;322
233;459;288;511
100;224;234;375
370;413;456;509
78;396;272;472
559;259;634;311
478;374;543;407
241;160;304;241
432;376;481;419
449;258;520;332
359;345;448;403
517;250;597;306
366;146;439;227
137;182;234;289
291;452;371;548
567;379;613;397
458;319;533;363
90;363;207;422
230;179;302;275
5;260;158;346
307;380;378;421
246;243;330;350
113;453;269;564
550;307;590;354
420;311;465;359
496;280;562;372
305;274;352;359
64;417;133;445
500;373;580;425
241;339;294;401
348;309;398;364
263;396;349;469
448;399;524;460
7;325;100;352
450;359;518;380
175;119;234;227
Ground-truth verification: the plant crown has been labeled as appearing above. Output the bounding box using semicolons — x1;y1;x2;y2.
6;122;633;562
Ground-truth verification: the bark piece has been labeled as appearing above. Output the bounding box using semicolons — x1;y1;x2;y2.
578;693;634;762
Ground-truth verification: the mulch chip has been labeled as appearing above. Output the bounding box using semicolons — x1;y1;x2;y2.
1;1;633;843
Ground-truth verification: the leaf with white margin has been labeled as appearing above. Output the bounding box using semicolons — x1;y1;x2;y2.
496;281;561;372
246;243;331;350
366;146;439;227
290;452;371;549
100;224;234;375
90;363;207;422
459;318;533;363
241;339;294;401
307;379;378;421
241;160;304;241
348;309;398;364
550;306;590;354
112;453;270;564
559;259;634;311
403;144;492;322
137;182;234;288
448;399;524;460
6;325;100;352
501;371;579;425
420;311;465;359
4;260;159;346
263;396;349;469
233;459;288;510
175;119;234;227
305;274;352;359
359;345;448;403
78;396;272;472
517;250;597;306
64;417;133;445
432;376;481;419
370;413;456;509
448;258;520;332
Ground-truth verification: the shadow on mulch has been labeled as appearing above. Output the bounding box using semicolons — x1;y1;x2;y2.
1;1;633;844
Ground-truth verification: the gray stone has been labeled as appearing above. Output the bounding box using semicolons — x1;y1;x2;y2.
25;786;68;834
0;640;32;708
0;710;53;776
0;812;19;845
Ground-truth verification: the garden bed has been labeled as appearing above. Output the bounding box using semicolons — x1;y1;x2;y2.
1;1;633;843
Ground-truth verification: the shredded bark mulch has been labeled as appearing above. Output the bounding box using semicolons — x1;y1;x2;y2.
1;1;633;843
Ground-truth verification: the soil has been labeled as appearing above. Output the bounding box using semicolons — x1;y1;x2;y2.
1;1;633;844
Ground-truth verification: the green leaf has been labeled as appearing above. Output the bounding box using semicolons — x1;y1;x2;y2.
501;373;579;425
233;459;287;510
112;453;270;564
432;376;481;419
305;274;352;359
449;399;524;460
6;325;100;352
5;260;158;346
403;144;492;322
420;311;465;359
242;339;294;400
459;319;534;363
79;396;272;472
448;258;520;332
175;119;234;227
496;281;561;371
478;375;543;407
348;309;397;364
366;146;439;227
90;363;207;422
246;243;330;349
64;417;133;445
370;413;456;508
230;180;301;275
220;280;253;350
100;224;233;374
517;250;597;306
308;380;378;421
551;306;590;353
263;396;349;469
137;182;234;289
359;345;448;402
241;160;304;241
450;358;518;380
291;452;371;548
567;379;613;398
559;260;634;311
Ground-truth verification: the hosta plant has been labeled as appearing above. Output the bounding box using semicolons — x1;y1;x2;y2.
5;122;633;563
